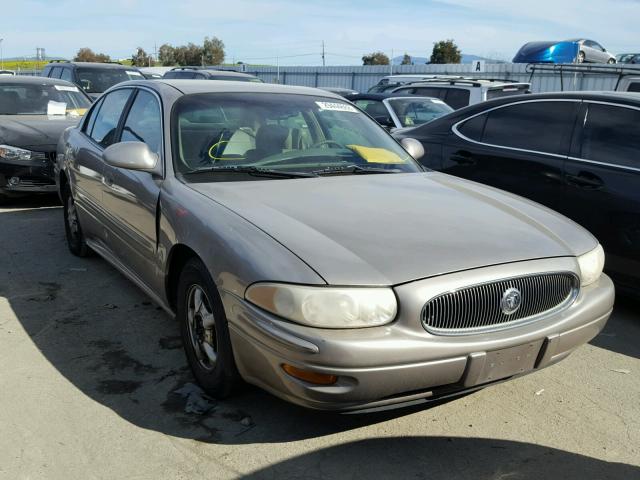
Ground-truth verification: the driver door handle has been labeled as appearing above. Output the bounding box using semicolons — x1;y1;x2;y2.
450;152;476;166
565;172;604;189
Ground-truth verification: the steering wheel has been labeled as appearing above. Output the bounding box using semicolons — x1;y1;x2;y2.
311;140;345;149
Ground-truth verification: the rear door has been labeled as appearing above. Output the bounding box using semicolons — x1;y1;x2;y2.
100;87;163;290
441;99;579;211
69;88;133;240
565;101;640;285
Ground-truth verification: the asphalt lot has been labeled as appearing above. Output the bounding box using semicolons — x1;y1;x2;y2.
0;196;638;480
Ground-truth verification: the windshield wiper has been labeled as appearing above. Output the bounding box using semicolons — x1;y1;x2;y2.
187;165;317;178
312;164;401;176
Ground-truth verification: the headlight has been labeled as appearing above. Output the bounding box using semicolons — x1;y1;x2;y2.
577;244;605;286
245;283;397;328
0;145;33;161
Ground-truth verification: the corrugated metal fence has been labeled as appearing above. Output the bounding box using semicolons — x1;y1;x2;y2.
230;63;640;93
18;63;640;93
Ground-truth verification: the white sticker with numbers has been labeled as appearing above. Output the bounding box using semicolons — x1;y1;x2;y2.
315;101;358;113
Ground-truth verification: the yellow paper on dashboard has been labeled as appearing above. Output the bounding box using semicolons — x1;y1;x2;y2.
347;145;407;164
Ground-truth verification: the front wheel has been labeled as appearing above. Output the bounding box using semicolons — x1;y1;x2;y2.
177;258;240;398
607;58;616;64
62;182;90;257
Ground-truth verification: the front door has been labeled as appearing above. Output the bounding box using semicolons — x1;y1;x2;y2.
100;88;164;292
441;100;579;212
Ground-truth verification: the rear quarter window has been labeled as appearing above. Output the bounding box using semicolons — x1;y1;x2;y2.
626;82;640;93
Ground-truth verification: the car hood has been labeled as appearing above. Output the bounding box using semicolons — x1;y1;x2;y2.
189;172;596;286
0;115;81;150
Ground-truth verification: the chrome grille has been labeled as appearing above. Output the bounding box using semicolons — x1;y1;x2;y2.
421;272;579;335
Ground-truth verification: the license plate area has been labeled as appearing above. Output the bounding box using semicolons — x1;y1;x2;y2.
475;340;543;385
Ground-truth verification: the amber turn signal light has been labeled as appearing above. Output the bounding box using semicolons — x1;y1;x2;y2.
282;364;338;385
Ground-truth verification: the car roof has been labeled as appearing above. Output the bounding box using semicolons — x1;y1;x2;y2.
111;79;346;98
168;68;257;78
45;62;136;70
345;93;440;101
393;79;529;88
0;76;80;86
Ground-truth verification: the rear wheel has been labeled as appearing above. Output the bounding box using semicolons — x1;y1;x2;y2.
177;258;240;398
62;182;90;257
577;51;586;63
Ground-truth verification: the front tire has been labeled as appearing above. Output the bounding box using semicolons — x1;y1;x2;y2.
177;258;240;398
62;182;90;257
607;58;616;64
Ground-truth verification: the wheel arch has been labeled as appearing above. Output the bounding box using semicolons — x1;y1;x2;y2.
165;243;202;311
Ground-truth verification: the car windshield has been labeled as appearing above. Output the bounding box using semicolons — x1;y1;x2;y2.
76;67;142;93
172;92;421;178
0;82;91;115
386;97;453;127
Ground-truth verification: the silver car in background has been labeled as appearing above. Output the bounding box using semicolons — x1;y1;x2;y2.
57;80;614;412
571;38;617;64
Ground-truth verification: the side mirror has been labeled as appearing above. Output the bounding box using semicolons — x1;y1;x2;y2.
103;142;161;176
400;138;425;161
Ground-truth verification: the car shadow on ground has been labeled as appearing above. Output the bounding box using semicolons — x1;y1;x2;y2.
1;200;638;478
241;437;639;480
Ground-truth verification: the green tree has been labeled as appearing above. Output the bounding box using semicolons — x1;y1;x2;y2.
74;48;111;63
401;53;412;65
158;44;176;66
131;47;153;67
362;51;390;65
430;39;462;64
202;36;225;65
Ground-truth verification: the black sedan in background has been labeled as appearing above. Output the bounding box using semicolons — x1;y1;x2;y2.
0;76;91;201
394;92;640;294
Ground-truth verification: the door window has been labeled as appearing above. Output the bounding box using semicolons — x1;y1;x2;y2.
443;89;471;109
481;101;576;154
89;89;132;148
60;68;74;83
49;67;62;78
627;82;640;92
120;90;162;155
580;103;640;169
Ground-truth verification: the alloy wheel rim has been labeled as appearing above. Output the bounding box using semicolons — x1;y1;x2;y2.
186;284;218;371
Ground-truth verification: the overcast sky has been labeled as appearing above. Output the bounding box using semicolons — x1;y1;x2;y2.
1;0;637;64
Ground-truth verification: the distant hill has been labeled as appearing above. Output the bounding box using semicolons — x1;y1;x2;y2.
392;54;505;65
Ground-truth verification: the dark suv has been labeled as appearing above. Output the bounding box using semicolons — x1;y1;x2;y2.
162;67;262;82
42;61;145;99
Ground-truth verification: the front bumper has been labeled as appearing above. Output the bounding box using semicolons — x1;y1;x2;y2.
224;258;615;412
0;154;57;195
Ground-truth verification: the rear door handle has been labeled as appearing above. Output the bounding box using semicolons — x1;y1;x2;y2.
450;152;476;166
565;172;603;189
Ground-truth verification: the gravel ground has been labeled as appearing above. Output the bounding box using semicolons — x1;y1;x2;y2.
1;197;638;480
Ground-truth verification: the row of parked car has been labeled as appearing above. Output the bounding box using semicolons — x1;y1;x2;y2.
0;61;633;412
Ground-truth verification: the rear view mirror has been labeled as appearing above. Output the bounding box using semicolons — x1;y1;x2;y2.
103;142;161;176
400;138;425;160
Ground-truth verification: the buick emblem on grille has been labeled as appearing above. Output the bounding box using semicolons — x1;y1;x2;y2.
501;287;522;315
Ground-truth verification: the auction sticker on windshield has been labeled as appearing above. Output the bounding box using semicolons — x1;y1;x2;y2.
54;85;80;92
315;101;358;113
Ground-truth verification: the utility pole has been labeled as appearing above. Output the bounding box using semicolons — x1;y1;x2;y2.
390;48;394;75
0;39;4;71
322;40;325;67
